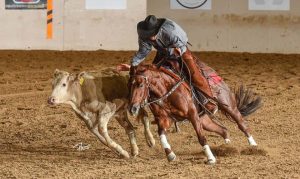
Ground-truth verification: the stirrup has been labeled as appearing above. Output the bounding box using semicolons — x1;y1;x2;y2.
211;105;218;115
205;104;218;116
208;99;218;115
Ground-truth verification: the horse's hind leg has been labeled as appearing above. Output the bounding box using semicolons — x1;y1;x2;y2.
218;88;257;146
201;114;231;144
189;109;216;164
222;105;257;146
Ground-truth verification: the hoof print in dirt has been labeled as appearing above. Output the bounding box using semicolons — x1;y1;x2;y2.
211;144;239;157
240;146;267;156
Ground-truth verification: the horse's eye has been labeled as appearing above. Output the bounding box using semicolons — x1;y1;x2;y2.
139;84;144;88
62;83;66;87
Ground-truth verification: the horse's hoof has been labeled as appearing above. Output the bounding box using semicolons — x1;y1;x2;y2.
224;138;231;144
167;152;176;162
248;136;258;146
205;158;216;165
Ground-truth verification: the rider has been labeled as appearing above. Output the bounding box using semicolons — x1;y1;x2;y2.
122;15;217;114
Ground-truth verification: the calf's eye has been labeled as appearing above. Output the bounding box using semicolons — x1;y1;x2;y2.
62;83;66;87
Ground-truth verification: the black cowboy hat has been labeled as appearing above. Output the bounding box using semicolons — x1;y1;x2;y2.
137;15;165;39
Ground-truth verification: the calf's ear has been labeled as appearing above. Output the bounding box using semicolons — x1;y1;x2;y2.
77;71;95;80
54;69;69;78
54;69;61;77
77;72;86;80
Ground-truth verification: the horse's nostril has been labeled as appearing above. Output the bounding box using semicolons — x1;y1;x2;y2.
130;104;140;115
48;97;55;105
131;106;137;114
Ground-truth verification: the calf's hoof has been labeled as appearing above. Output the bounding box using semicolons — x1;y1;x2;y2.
131;147;139;158
119;151;130;159
146;137;156;148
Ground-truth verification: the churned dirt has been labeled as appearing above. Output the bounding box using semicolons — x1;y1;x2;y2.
0;50;299;178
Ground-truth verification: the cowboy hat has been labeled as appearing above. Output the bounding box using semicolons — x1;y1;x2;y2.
137;15;165;39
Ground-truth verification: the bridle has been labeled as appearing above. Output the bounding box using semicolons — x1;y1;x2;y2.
131;74;150;108
131;73;185;108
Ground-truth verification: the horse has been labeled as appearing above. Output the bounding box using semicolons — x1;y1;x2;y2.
128;63;262;164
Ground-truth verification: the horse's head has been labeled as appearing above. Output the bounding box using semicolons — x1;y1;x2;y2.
128;65;150;116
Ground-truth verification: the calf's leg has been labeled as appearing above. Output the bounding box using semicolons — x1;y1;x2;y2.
138;108;155;147
115;108;139;157
99;103;130;159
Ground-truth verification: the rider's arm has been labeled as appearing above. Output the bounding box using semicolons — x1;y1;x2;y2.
163;26;188;56
131;37;152;66
169;35;187;56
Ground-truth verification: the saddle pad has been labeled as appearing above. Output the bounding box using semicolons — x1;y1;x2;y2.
207;72;223;86
198;61;223;86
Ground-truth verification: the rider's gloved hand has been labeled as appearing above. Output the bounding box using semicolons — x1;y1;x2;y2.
168;47;182;58
116;63;131;72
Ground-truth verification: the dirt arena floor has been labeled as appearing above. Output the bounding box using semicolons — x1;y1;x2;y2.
0;50;299;178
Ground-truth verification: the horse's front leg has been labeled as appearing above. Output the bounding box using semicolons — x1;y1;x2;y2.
190;109;216;164
156;117;176;162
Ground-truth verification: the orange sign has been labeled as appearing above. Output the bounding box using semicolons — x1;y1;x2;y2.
47;0;53;39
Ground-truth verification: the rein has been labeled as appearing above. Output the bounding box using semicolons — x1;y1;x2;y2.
141;78;185;108
133;72;185;108
158;66;191;91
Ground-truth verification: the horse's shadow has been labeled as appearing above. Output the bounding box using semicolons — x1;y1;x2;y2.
176;144;267;161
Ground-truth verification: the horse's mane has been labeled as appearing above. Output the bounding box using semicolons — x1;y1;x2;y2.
136;63;159;73
136;63;190;90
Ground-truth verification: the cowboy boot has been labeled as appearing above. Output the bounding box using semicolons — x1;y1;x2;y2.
182;50;218;114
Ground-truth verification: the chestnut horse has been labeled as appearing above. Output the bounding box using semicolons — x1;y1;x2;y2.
128;64;262;164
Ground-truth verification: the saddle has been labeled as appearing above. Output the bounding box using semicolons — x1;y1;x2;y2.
155;58;214;108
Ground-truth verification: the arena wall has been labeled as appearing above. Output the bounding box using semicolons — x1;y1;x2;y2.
0;0;146;50
148;0;300;53
0;0;299;53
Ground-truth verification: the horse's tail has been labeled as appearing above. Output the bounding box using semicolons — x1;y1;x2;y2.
235;85;262;117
